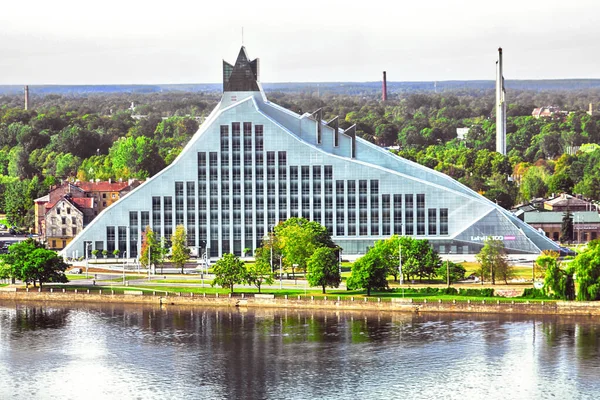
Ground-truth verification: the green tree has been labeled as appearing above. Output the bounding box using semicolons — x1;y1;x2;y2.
571;240;600;301
212;253;246;294
246;248;274;293
535;251;560;281
24;248;69;288
436;261;466;283
543;256;575;300
140;226;160;271
5;179;32;227
0;239;68;288
519;166;548;201
171;225;190;274
275;218;335;274
306;247;341;294
346;250;388;296
475;239;510;284
560;211;573;244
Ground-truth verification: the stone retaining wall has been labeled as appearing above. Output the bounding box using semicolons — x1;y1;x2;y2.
1;291;599;316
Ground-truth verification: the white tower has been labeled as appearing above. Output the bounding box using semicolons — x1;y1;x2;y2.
496;47;506;155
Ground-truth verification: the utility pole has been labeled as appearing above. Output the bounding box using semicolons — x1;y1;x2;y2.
398;237;403;286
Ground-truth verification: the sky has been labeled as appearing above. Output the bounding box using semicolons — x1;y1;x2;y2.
1;0;599;84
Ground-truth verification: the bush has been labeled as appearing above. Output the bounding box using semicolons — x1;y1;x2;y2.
416;287;440;295
459;288;495;297
521;288;550;299
439;287;459;295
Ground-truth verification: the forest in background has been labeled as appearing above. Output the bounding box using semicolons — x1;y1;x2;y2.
3;84;600;228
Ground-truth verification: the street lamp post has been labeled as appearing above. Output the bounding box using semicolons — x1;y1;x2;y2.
85;242;92;279
398;238;403;286
122;251;127;285
279;257;283;289
446;251;452;287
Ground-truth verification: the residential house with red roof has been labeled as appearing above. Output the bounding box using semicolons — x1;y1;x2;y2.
34;179;140;250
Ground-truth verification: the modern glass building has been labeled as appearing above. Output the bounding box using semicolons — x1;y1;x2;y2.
62;47;561;259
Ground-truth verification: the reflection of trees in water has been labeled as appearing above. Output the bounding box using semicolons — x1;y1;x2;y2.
6;304;70;334
4;301;599;398
539;317;600;361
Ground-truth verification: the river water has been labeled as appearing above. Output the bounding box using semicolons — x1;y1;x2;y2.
0;300;599;399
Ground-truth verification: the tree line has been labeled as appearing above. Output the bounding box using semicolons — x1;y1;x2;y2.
4;87;600;228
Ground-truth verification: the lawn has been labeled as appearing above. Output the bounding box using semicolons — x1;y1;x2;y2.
460;262;533;281
66;274;93;281
96;284;549;303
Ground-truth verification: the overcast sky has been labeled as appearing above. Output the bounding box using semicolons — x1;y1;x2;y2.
1;0;598;84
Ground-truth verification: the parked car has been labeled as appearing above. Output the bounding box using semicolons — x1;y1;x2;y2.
69;268;82;274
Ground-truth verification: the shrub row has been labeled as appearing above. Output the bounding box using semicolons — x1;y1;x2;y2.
398;287;495;297
520;288;550;299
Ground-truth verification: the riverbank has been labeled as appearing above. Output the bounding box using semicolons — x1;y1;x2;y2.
1;288;599;316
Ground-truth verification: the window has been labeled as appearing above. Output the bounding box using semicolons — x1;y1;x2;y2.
428;208;437;235
61;217;66;225
220;125;229;151
255;125;263;151
61;228;67;236
278;151;287;166
440;208;449;235
417;194;425;236
232;122;240;135
405;194;413;235
112;193;116;199
102;193;106;198
382;194;391;236
313;165;321;180
67;208;71;214
72;217;76;224
299;166;309;183
359;180;367;194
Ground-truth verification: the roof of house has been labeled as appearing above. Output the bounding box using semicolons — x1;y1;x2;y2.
34;194;50;203
525;211;600;224
75;181;131;192
72;197;95;209
545;194;593;209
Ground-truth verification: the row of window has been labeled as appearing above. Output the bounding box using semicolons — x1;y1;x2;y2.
129;181;449;248
50;227;77;237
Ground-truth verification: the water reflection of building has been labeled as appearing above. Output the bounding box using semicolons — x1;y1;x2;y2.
62;47;560;258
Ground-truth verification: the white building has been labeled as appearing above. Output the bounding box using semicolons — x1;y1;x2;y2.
62;47;560;260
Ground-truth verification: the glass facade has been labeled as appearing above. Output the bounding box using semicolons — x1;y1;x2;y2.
63;48;561;259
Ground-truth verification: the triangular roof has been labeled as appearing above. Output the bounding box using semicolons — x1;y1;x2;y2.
223;46;260;92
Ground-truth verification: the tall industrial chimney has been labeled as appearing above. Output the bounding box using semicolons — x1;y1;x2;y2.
24;85;29;110
496;48;506;155
382;71;387;102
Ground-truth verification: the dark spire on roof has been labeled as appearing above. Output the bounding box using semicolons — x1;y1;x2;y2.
223;47;260;92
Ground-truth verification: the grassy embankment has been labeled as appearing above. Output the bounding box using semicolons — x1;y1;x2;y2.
44;281;550;303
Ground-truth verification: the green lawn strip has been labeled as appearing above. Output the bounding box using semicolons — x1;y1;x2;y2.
121;285;552;303
98;275;149;283
0;283;7;287
65;274;96;281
